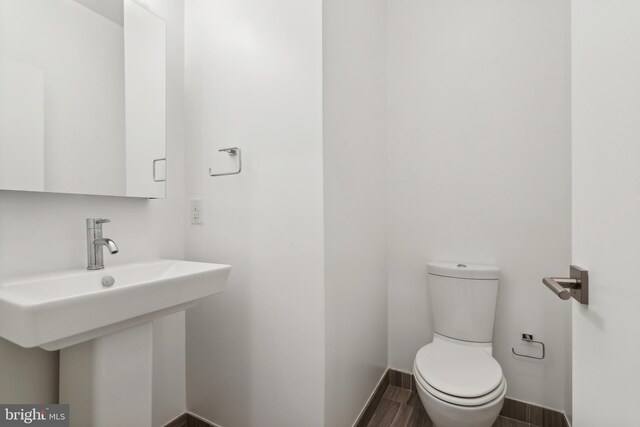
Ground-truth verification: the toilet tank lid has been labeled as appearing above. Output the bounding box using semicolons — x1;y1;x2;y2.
427;262;500;280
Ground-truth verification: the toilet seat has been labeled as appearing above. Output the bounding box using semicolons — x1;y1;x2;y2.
414;341;505;407
415;367;506;407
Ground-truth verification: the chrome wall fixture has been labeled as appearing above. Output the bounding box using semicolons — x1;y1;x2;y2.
512;334;545;360
542;265;589;304
209;147;242;177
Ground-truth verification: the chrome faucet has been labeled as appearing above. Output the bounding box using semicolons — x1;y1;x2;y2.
86;218;119;270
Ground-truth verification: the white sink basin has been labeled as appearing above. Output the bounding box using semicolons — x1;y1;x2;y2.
0;260;230;350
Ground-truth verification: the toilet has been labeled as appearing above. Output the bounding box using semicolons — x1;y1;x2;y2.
413;262;506;427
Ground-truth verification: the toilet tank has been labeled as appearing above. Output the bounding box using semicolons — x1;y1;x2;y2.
427;262;500;343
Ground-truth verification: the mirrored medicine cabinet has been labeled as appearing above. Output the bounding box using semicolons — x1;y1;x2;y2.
0;0;167;198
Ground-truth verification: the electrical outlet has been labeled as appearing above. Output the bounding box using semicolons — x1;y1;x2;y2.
190;199;202;224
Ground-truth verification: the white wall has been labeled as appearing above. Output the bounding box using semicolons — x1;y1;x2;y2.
0;1;187;425
184;1;325;426
323;0;388;426
386;0;571;411
572;1;640;425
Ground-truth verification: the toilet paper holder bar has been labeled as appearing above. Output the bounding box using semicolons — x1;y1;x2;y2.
542;265;589;305
512;334;545;360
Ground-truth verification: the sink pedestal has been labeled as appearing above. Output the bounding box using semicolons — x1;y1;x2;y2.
60;322;153;427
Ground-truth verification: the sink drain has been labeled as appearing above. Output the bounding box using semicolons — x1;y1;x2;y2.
102;276;115;287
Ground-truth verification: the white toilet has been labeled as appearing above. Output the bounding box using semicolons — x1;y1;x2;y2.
413;262;506;427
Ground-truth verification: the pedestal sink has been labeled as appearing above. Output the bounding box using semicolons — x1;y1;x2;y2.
0;259;230;427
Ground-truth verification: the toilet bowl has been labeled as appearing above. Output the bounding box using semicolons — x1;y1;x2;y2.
415;262;505;427
413;335;506;427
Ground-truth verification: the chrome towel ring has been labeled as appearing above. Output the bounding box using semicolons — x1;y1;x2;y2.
209;147;242;177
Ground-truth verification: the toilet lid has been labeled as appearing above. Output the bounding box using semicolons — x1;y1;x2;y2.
415;341;503;398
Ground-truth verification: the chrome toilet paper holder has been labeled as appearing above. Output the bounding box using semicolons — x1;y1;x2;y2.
512;334;545;360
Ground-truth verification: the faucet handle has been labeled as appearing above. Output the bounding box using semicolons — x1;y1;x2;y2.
86;218;111;229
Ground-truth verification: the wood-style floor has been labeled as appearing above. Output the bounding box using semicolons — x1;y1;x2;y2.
366;385;532;427
166;369;566;427
365;385;430;427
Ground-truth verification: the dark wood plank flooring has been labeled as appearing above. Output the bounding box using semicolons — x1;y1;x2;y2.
366;385;533;427
165;368;567;427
